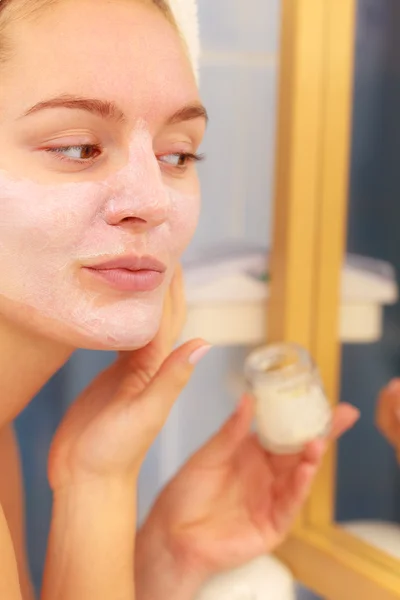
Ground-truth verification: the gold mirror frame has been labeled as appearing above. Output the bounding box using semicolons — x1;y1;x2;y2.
268;1;400;598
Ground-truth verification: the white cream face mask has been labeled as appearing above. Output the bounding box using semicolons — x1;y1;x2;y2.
0;127;200;350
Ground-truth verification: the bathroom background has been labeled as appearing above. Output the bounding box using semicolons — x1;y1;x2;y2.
14;1;400;598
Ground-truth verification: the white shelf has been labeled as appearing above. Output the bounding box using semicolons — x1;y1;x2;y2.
182;300;385;345
181;246;398;346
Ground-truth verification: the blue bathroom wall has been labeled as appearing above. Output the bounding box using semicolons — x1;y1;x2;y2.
336;0;400;523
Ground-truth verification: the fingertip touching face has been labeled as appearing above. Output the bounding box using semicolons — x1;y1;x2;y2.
0;0;206;351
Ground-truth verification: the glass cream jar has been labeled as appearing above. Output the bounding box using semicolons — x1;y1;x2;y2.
244;343;332;454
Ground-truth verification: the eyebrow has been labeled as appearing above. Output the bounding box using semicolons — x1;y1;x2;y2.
21;94;209;126
167;104;209;125
22;95;126;122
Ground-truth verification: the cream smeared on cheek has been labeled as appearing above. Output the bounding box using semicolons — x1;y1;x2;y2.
0;127;200;350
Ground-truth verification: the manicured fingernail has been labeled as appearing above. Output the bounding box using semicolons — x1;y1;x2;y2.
188;345;212;365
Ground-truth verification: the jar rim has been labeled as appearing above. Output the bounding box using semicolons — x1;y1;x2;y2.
244;342;317;384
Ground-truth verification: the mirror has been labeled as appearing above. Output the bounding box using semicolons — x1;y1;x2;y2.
270;1;400;597
335;0;400;560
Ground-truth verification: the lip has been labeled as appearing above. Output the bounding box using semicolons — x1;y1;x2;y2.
83;255;167;292
88;255;167;272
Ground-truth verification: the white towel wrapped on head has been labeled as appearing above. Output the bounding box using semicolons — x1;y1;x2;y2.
167;0;200;80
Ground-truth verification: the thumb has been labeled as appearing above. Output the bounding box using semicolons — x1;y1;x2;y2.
328;403;360;441
135;338;212;427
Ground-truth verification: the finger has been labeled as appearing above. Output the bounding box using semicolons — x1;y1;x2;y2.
272;462;319;535
268;403;359;474
170;264;187;344
302;438;327;463
267;431;327;472
385;378;400;396
272;451;324;535
131;339;212;429
153;280;174;354
151;265;185;355
376;380;400;447
270;405;360;536
291;460;321;508
376;385;391;437
328;403;360;441
191;394;255;467
117;284;173;365
301;404;359;461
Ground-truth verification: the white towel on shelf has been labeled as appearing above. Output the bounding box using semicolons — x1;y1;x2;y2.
195;556;296;600
167;0;200;80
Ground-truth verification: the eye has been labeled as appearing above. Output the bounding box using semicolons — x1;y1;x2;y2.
158;152;204;169
45;144;102;162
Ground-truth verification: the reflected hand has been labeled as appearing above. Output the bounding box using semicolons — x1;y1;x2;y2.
140;397;359;582
376;379;400;463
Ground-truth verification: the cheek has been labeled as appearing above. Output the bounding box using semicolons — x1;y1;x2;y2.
168;189;201;253
0;176;105;254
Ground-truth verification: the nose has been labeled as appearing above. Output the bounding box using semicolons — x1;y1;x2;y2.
103;138;170;232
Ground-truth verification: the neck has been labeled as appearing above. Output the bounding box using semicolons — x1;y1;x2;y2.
0;318;73;427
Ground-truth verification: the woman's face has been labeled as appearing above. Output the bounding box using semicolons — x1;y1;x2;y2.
0;0;206;350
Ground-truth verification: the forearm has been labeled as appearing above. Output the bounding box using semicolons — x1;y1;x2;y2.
42;478;137;600
135;523;205;600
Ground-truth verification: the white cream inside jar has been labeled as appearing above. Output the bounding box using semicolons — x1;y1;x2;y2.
244;343;332;454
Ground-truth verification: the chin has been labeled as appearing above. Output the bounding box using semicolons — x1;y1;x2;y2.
49;313;162;352
78;329;159;352
74;305;163;351
28;322;161;353
0;292;164;353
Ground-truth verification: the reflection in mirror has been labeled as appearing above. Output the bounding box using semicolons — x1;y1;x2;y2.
336;0;400;561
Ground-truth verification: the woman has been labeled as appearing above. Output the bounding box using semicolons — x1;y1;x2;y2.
0;0;359;598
